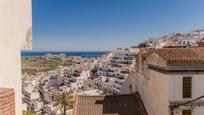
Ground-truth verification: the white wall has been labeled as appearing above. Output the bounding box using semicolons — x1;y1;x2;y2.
169;74;204;102
193;106;204;115
0;0;32;114
169;74;204;115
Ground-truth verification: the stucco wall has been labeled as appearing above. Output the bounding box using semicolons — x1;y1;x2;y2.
0;0;32;115
121;75;134;94
169;73;204;115
193;106;204;115
147;69;169;115
146;52;167;68
0;0;32;50
137;70;204;115
169;74;204;102
136;68;169;115
173;106;204;115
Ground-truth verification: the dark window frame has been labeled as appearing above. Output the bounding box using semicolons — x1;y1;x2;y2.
183;77;192;98
182;109;192;115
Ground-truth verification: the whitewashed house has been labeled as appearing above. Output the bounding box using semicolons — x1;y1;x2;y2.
63;67;90;92
109;48;136;67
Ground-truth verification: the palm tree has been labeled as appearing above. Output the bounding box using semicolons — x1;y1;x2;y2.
54;91;74;115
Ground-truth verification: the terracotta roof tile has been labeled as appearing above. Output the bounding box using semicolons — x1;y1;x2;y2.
154;47;204;65
74;93;148;115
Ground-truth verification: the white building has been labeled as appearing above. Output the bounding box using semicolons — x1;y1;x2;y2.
109;48;137;67
179;40;198;47
22;83;34;94
46;70;62;88
97;64;129;79
63;67;90;92
30;100;43;113
94;76;124;94
39;70;62;93
23;91;42;112
43;87;59;103
0;0;32;114
43;103;59;115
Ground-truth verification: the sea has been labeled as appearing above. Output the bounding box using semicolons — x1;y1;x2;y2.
21;51;108;58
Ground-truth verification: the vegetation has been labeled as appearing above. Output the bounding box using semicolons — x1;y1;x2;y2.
25;111;42;115
22;56;72;75
22;68;38;75
54;91;74;115
91;65;98;76
102;88;110;96
25;111;34;115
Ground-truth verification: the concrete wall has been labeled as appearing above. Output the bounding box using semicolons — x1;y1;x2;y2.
0;0;32;114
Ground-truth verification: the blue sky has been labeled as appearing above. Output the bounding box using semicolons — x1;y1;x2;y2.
32;0;204;51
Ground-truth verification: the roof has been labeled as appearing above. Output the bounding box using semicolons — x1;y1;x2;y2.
73;92;148;115
142;47;204;65
153;47;204;65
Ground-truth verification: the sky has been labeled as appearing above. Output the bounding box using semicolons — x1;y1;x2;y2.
32;0;204;51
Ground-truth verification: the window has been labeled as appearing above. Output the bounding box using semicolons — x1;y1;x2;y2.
182;110;191;115
183;77;192;98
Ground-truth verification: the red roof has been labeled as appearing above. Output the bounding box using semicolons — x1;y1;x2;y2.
153;47;204;65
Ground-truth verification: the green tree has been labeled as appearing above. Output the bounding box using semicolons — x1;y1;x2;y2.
54;91;74;115
102;88;110;96
91;65;98;76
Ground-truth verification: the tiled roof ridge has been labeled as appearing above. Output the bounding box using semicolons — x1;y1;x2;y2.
154;47;204;59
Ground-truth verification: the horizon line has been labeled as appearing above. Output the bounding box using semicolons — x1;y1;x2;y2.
21;50;110;52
